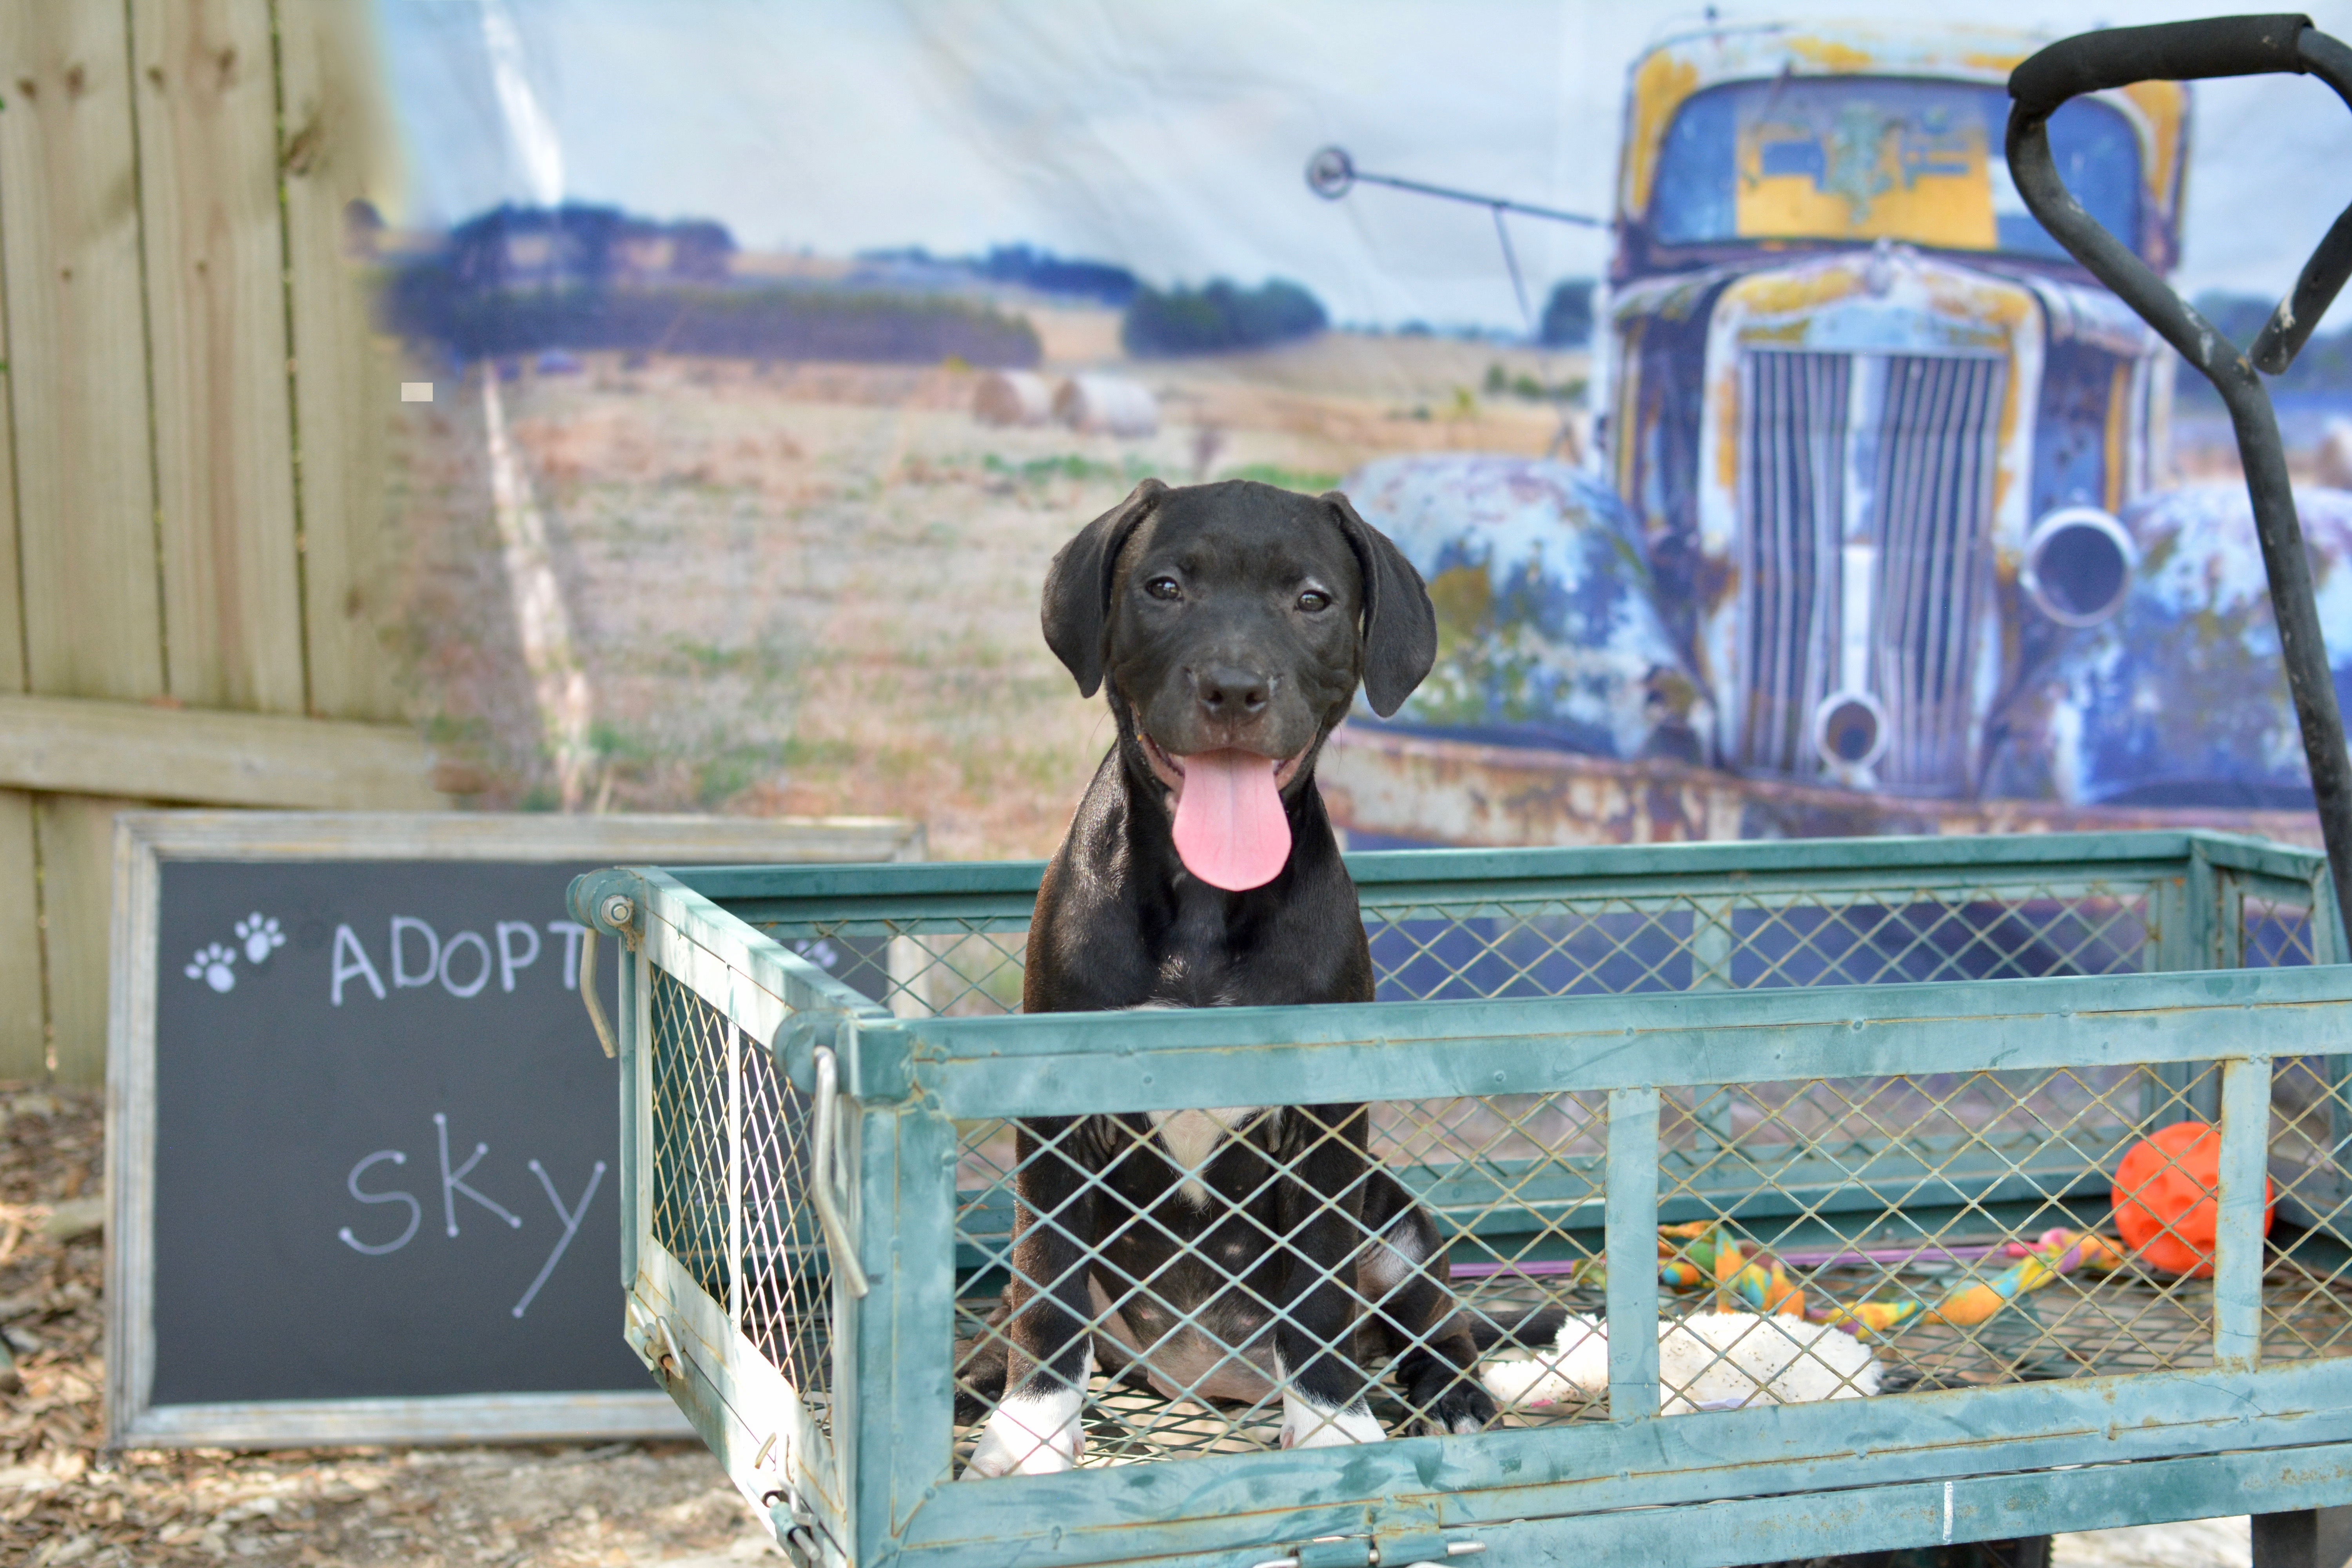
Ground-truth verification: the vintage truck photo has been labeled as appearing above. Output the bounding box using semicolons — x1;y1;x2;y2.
1321;22;2352;847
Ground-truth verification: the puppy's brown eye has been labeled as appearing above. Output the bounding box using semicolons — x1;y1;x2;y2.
1146;577;1182;601
1296;590;1332;612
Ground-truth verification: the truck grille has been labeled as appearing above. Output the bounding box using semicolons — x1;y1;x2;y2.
1873;354;2004;788
1738;351;1849;776
1736;350;2004;792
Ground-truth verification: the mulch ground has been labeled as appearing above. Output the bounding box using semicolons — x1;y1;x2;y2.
0;1085;770;1568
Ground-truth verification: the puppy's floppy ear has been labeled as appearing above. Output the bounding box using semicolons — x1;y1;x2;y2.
1042;477;1167;698
1324;491;1437;717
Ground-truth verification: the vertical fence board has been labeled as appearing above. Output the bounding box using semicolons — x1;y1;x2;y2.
0;135;36;1080
34;793;141;1086
132;0;305;715
0;791;43;1079
0;3;165;703
276;0;399;722
0;136;24;701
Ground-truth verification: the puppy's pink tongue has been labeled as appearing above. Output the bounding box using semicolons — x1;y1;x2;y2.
1170;749;1291;891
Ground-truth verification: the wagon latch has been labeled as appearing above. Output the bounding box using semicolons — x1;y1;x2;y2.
1252;1534;1486;1567
568;869;647;1058
622;1297;681;1380
757;1468;822;1568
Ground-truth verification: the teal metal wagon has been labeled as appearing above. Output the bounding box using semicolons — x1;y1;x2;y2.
570;828;2352;1568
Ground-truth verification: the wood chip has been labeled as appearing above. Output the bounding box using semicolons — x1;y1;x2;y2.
37;1200;103;1244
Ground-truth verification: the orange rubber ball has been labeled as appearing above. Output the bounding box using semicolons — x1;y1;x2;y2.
2111;1120;2276;1278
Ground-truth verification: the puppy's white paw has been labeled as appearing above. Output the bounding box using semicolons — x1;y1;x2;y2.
1279;1389;1385;1450
964;1389;1085;1478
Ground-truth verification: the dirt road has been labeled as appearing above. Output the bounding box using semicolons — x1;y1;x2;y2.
387;333;1575;856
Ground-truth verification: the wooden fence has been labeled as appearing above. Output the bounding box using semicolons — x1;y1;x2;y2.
0;2;446;1084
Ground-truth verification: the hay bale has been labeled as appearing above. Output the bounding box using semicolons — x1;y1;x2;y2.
973;370;1053;426
2319;418;2352;492
1054;375;1159;437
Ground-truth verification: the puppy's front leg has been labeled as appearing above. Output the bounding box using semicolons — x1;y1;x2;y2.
1360;1173;1495;1436
965;1116;1098;1478
1272;1103;1385;1450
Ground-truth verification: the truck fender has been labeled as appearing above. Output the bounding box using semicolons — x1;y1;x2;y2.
2022;483;2352;808
1338;454;1712;763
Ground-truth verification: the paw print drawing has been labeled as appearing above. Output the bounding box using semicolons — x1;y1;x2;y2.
236;912;286;965
185;943;238;993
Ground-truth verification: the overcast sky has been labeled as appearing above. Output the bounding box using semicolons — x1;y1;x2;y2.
377;0;2352;329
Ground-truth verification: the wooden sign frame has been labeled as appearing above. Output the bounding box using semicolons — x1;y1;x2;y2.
104;811;923;1450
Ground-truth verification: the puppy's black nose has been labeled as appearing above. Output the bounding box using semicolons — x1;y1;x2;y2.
1192;664;1270;719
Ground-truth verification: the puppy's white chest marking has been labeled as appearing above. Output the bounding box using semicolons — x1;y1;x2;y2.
1363;1209;1430;1291
1148;1106;1267;1205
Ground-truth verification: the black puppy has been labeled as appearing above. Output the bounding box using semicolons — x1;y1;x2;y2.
962;477;1498;1478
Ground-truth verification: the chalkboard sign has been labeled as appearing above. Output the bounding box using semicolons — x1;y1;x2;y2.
104;812;921;1448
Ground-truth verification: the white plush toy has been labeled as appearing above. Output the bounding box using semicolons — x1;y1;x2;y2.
1481;1311;1884;1414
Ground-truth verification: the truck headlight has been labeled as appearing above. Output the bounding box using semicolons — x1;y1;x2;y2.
2024;507;2135;628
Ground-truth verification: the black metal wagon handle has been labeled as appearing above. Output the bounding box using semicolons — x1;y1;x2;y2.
2009;15;2352;939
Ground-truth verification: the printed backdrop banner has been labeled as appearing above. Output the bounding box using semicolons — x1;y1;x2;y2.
364;0;2352;850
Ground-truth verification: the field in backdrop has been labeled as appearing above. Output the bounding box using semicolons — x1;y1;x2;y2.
385;308;1587;858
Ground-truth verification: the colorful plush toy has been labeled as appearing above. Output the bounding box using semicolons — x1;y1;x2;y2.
1808;1228;2127;1334
1657;1221;1807;1317
1549;1220;2126;1339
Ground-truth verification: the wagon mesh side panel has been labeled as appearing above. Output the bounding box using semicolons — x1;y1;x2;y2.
648;968;835;1432
752;874;2155;1020
950;1097;1616;1475
770;926;1029;1018
651;969;730;1308
2245;893;2321;969
916;871;2184;1472
1651;1065;2226;1401
942;1056;2347;1471
1365;880;2148;1000
2239;888;2352;1360
739;1035;835;1411
2268;1047;2352;1359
